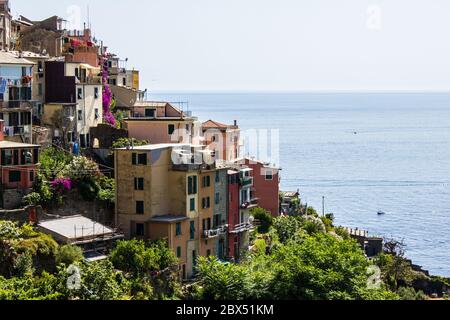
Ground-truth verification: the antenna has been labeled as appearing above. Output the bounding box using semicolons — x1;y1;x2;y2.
87;5;91;30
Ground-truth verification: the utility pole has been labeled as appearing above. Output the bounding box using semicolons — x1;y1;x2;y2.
322;196;325;217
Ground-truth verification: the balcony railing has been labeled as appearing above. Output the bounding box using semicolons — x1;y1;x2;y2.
241;198;259;210
240;176;253;187
229;222;255;234
203;226;227;239
0;100;34;110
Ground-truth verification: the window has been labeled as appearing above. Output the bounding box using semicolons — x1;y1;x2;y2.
122;78;126;86
214;215;221;229
77;88;83;100
136;201;144;215
190;221;195;240
134;177;144;191
187;176;198;195
132;153;147;165
215;171;220;183
38;84;43;96
95;108;99;120
190;198;196;212
136;223;145;237
1;150;13;165
206;250;211;257
215;193;220;205
168;124;175;135
9;171;21;183
145;109;155;117
176;223;182;236
202;197;211;209
202;218;212;231
192;250;197;268
21;150;32;165
177;246;182;258
202;175;211;188
80;134;86;148
94;87;99;99
265;170;274;181
29;170;34;182
78;110;83;121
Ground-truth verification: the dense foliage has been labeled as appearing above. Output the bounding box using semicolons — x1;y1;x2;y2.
194;215;399;300
28;147;115;207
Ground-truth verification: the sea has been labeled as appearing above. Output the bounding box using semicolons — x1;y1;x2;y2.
152;91;450;277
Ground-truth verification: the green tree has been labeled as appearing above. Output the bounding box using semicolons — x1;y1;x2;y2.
196;257;251;300
251;207;273;234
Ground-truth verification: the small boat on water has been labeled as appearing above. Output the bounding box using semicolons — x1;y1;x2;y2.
377;211;386;215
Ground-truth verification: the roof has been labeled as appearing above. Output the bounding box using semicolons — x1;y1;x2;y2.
38;215;115;241
283;191;300;198
0;140;39;149
202;120;238;130
0;51;34;65
149;215;189;223
133;101;171;108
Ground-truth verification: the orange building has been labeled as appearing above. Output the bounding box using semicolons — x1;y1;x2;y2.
114;143;221;279
123;102;198;145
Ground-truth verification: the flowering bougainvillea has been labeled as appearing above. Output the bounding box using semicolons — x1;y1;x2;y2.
51;178;73;194
100;55;116;127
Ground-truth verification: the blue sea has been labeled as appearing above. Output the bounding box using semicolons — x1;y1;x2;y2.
153;92;450;277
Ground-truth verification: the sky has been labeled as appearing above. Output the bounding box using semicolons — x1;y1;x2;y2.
11;0;450;92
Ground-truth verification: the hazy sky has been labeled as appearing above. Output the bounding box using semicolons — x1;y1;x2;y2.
12;0;450;92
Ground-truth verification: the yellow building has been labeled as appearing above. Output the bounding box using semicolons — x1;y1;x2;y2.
115;143;219;279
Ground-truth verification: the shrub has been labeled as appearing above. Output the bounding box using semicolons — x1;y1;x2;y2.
251;207;273;234
22;192;42;207
56;245;84;266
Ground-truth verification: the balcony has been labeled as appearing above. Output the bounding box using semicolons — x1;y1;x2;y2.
229;223;255;234
203;226;227;239
0;100;34;110
240;176;253;187
240;198;259;210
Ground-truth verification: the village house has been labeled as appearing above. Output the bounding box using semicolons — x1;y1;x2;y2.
0;51;34;144
44;60;102;148
123;102;200;145
239;157;281;217
114;143;224;279
37;215;124;261
202;120;240;162
0;0;12;51
0;119;39;209
104;53;139;90
13;15;66;57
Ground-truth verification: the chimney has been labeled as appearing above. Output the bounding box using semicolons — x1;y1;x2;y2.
0;119;4;141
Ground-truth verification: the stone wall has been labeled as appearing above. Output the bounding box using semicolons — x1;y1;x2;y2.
90;124;128;149
44;190;115;226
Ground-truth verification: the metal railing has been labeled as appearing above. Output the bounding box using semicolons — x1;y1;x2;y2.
203;226;227;239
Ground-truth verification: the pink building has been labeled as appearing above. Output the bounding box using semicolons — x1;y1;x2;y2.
202;120;240;162
0;120;40;209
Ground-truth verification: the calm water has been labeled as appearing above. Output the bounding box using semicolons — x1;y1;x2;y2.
153;92;450;277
